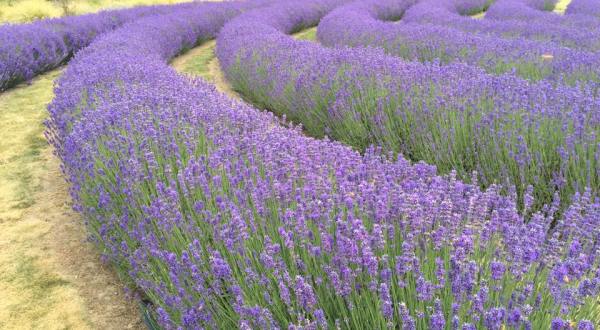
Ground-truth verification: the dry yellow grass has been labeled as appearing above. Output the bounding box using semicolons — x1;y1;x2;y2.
471;11;486;19
0;0;193;23
0;0;62;22
172;40;241;100
0;69;143;330
294;26;317;41
553;0;572;14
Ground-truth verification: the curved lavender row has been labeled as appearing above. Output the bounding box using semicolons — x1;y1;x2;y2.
452;0;495;15
480;0;599;23
484;0;558;20
0;3;194;91
317;0;600;87
219;0;599;215
48;0;276;152
48;0;599;328
566;0;600;17
46;0;276;326
402;0;600;51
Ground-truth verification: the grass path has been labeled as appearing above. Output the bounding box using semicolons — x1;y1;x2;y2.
0;70;143;329
172;27;317;98
553;0;572;14
471;11;486;19
171;40;240;99
294;27;317;41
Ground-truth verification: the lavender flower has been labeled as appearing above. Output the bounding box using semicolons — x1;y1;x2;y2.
0;3;195;91
46;0;600;328
219;0;600;215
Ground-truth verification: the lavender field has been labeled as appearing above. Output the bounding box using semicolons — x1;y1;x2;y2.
1;0;599;329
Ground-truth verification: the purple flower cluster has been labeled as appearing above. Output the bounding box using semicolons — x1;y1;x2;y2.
566;0;600;17
0;3;192;91
402;0;600;51
47;0;599;328
317;0;600;87
218;0;599;215
484;0;558;19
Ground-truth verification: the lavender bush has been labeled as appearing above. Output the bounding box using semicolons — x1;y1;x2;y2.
218;0;599;216
46;0;599;328
484;0;558;19
317;0;600;87
0;3;193;91
566;0;600;17
402;0;600;51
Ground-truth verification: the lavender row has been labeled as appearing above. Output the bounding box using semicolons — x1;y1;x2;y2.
219;0;599;216
47;1;271;326
447;0;598;29
484;0;558;20
47;0;599;328
317;0;600;87
566;0;600;17
0;3;196;91
402;0;600;51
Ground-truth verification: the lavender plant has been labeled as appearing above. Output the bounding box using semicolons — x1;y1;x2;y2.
402;0;600;51
484;0;559;19
46;0;599;328
317;0;600;87
566;0;600;17
0;2;193;91
218;0;599;216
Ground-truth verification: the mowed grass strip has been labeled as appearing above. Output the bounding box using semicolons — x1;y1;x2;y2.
294;27;317;41
171;27;318;98
0;70;143;329
553;0;573;13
